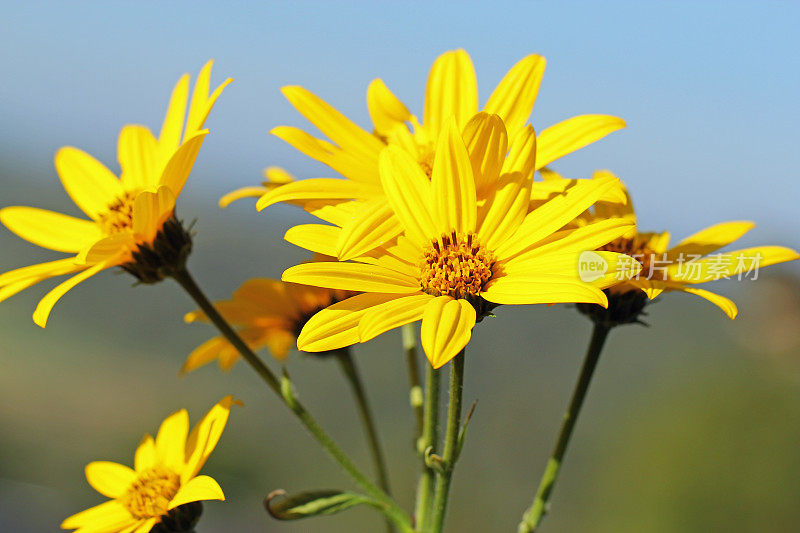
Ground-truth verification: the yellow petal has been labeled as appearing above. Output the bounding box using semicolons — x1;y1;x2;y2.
55;147;124;220
666;246;799;283
496;176;620;260
431;117;477;234
159;73;190;157
131;518;158;533
503;251;641;290
219;186;268;208
539;167;564;181
640;231;671;254
298;293;403;352
336;198;403;261
33;260;110;328
462;112;508;195
0;206;100;253
134;435;156;472
85;461;136;498
423;49;478;138
132;186;176;243
504;218;635;264
282;261;420;294
264;329;296;361
76;232;135;265
264;166;295;184
535;115;626;169
183;396;239;480
256;178;376;211
484;54;546;139
0;258;82;287
482;275;608;306
420;296;476;369
181;337;229;374
531;177;628;205
168;475;224;510
358;239;421;275
155;410;189;470
367;78;412;136
284;224;341;257
0;277;48;305
478;171;531;250
61;500;133;530
379;145;437;247
270;126;380;184
358;293;432;342
118;125;158;190
158;131;207;198
667;221;755;259
679;286;738;319
588;170;634;218
185;59;233;139
282;86;384;160
502;125;537;180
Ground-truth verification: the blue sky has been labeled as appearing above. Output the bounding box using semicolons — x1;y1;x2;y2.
1;1;798;246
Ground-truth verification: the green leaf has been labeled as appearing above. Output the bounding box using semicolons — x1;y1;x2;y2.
265;489;378;520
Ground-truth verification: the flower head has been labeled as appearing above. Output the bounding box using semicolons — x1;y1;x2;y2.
184;274;352;372
226;50;624;261
0;61;231;326
573;171;799;323
61;396;239;533
281;116;640;368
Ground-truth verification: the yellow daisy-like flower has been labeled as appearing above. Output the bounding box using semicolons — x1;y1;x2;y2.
575;171;799;320
280;117;640;368
233;49;624;260
183;277;352;372
61;396;239;533
0;61;231;327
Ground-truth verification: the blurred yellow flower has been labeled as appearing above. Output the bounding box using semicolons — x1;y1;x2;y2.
184;277;352;372
578;171;800;319
61;396;239;533
234;49;624;259
0;61;231;326
281;117;640;368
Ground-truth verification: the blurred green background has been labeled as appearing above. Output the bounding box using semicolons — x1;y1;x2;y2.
2;2;800;532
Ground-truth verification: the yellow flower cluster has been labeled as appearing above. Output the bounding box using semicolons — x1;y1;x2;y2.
0;50;797;533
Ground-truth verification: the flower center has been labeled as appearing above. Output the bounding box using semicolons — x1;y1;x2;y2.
599;236;656;279
98;191;137;235
420;231;496;299
120;466;180;519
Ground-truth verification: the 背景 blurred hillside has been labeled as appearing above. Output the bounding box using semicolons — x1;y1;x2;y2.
1;150;800;532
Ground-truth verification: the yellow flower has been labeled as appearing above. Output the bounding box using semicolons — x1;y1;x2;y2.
232;50;624;259
0;61;231;327
577;171;799;319
183;276;353;372
61;396;239;533
280;117;640;368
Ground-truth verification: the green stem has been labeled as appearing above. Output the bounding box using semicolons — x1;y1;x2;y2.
403;324;424;443
429;350;465;533
414;359;441;531
172;268;412;532
517;322;611;533
335;348;394;533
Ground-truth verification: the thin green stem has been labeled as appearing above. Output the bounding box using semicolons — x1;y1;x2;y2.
172;268;412;532
414;359;441;531
335;348;394;533
403;324;424;444
517;322;611;533
429;350;465;533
